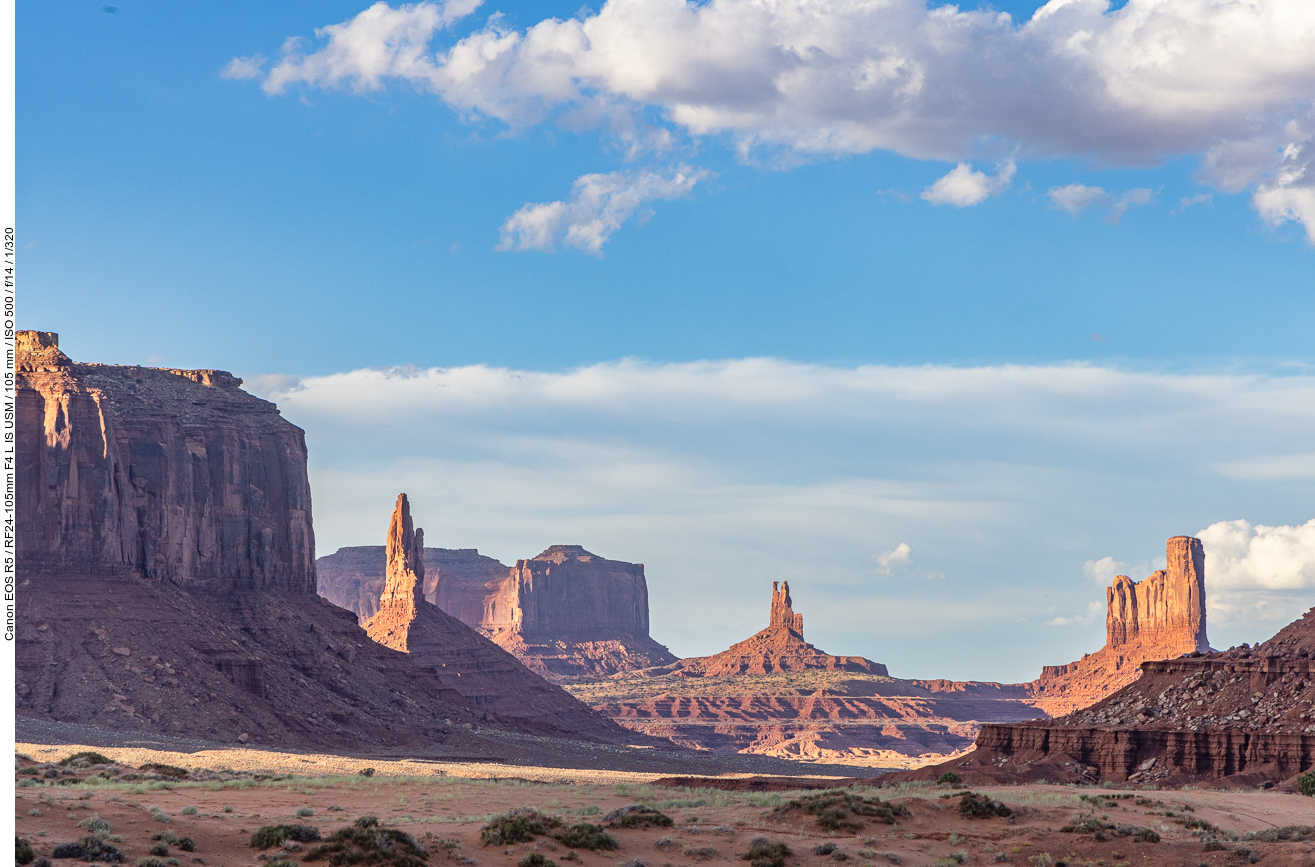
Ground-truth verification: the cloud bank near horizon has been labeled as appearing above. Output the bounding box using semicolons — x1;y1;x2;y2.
246;358;1315;680
229;0;1315;247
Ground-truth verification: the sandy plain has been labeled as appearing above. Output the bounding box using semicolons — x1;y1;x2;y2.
15;743;1315;867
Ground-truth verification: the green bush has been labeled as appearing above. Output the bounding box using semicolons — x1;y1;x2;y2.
773;791;909;833
554;824;617;852
520;855;557;867
150;831;179;844
480;810;561;846
1299;772;1315;797
304;824;428;867
605;806;673;829
957;793;1013;820
150;842;170;856
250;824;323;849
138;763;189;779
16;837;36;865
51;835;124;862
135;859;169;867
937;773;962;786
359;767;376;777
741;837;791;867
76;814;112;836
60;752;114;767
177;838;195;853
297;807;314;817
180;806;198;816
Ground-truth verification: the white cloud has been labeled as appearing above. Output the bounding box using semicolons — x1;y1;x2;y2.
1175;193;1213;213
1048;183;1109;215
242;358;1315;677
874;542;914;575
1253;140;1315;242
921;161;1015;207
1048;600;1103;627
1083;555;1130;587
1198;519;1315;591
1111;187;1155;221
498;165;709;253
221;55;268;80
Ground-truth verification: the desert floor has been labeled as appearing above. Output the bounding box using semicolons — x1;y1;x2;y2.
15;743;1315;867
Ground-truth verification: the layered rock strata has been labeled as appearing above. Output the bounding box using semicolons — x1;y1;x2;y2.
889;606;1315;787
361;495;637;740
562;583;1052;767
318;543;676;678
15;332;488;748
1028;536;1211;716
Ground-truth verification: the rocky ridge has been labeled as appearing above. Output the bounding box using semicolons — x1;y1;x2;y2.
1028;536;1211;716
361;495;641;741
318;543;676;678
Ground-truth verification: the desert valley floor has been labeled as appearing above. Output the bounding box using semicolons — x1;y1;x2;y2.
14;742;1315;867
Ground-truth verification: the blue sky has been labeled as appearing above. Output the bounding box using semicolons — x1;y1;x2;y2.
20;0;1315;679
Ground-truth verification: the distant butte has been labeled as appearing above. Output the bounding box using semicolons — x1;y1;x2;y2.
1028;536;1211;715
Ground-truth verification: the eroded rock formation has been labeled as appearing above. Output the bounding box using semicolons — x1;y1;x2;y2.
1028;536;1211;716
15;332;488;748
891;606;1315;787
318;543;676;678
362;495;637;740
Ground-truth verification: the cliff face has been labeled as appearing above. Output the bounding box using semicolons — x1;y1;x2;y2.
18;330;314;593
15;332;498;749
318;543;677;678
1029;536;1210;716
362;496;642;741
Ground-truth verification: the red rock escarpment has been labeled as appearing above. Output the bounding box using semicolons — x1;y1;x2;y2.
15;332;495;749
362;495;639;741
318;543;677;678
1028;536;1210;716
890;606;1315;787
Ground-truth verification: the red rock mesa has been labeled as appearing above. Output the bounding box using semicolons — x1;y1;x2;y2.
1029;536;1211;715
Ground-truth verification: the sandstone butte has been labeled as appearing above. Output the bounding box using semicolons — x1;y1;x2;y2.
1028;536;1212;716
887;604;1315;788
319;543;677;678
563;581;1055;767
13;331;635;750
360;493;633;740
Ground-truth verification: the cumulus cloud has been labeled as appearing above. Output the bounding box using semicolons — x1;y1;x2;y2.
242;358;1315;675
1083;555;1130;587
498;165;710;254
921;161;1015;207
1198;519;1315;591
1049;600;1103;627
232;0;1315;236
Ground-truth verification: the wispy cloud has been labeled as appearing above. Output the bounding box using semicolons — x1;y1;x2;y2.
498;165;710;254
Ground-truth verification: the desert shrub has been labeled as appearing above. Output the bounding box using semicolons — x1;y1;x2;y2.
250;824;323;849
683;846;717;860
1235;848;1259;864
298;807;314;817
176;838;195;853
1241;826;1315;843
150;831;179;844
519;855;556;867
17;837;36;865
138;763;188;779
773;791;909;833
150;842;169;856
1060;817;1110;835
266;861;299;867
76;815;112;836
742;837;791;867
1120;826;1160;844
813;843;837;855
357;817;381;829
479;810;561;847
958;793;1013;820
51;835;125;862
329;805;344;812
937;773;962;786
359;767;376;777
1201;836;1227;852
1297;772;1315;797
654;837;677;852
604;806;673;829
60;752;114;767
180;807;197;816
1182;818;1216;832
830;851;851;862
135;859;169;867
554;824;617;852
304;823;428;867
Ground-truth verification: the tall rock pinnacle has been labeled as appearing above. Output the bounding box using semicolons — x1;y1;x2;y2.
769;581;804;636
378;494;425;616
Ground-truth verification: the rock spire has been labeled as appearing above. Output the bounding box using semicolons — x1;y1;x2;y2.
769;581;804;635
377;494;425;621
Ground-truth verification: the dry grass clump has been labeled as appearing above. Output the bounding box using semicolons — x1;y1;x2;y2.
773;791;909;832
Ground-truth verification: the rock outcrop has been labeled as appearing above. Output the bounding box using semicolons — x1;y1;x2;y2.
674;581;886;677
361;495;639;740
887;606;1315;787
318;543;677;678
1028;537;1210;716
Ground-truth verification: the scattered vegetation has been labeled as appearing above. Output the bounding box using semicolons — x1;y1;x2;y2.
50;835;126;862
304;821;429;867
479;810;561;846
773;791;909;832
150;831;179;845
250;824;324;849
604;805;673;829
135;858;170;867
1240;826;1315;843
553;823;617;852
519;855;556;867
1298;772;1315;797
937;773;962;786
76;814;112;835
813;843;837;855
59;752;114;767
742;837;791;867
138;763;189;779
957;793;1013;820
16;837;36;865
